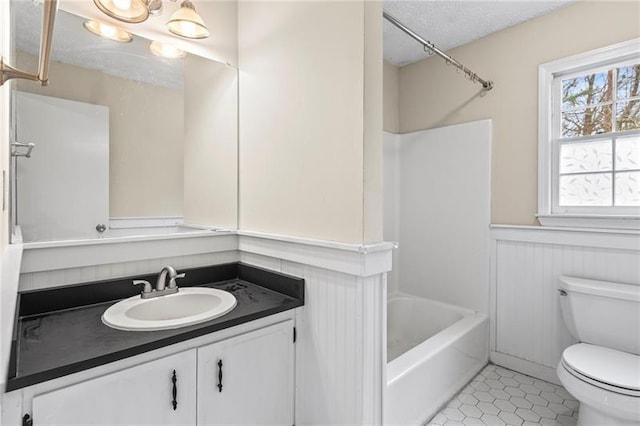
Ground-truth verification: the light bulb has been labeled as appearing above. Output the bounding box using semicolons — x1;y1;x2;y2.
93;0;149;23
112;0;131;10
180;22;197;35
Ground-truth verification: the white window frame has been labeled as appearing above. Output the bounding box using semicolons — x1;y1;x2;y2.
537;39;640;230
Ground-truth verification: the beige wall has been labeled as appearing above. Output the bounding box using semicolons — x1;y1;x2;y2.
238;1;382;244
397;1;640;225
383;60;399;134
183;56;238;229
364;2;383;243
16;52;184;218
196;0;239;67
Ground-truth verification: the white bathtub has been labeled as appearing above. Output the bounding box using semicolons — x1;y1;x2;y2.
385;294;489;425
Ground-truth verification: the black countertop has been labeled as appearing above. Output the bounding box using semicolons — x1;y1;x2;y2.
7;263;304;391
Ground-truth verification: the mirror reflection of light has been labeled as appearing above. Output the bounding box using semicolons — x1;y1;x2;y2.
99;22;117;38
112;0;132;11
149;41;186;59
83;20;133;43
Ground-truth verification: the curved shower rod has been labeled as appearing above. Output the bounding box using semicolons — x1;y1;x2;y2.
384;10;494;91
1;0;58;86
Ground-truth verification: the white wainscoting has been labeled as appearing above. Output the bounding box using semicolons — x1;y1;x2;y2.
490;225;640;384
19;251;240;291
18;232;239;291
238;231;393;277
20;232;238;274
238;251;386;425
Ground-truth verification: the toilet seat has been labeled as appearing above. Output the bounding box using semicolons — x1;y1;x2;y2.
557;359;640;424
561;343;640;397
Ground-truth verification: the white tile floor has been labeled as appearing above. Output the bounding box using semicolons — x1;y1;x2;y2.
427;364;579;426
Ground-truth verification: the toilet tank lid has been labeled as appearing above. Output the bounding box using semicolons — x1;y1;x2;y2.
559;276;640;302
563;343;640;392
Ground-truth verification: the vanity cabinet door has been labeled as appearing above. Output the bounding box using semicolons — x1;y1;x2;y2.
197;320;294;426
32;349;197;426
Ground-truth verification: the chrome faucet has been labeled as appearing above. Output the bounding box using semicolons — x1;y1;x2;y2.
133;265;185;299
156;265;185;293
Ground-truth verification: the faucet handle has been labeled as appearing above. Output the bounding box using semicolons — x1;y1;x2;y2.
133;280;152;295
169;273;185;289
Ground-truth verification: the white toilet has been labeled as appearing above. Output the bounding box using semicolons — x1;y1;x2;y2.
557;276;640;426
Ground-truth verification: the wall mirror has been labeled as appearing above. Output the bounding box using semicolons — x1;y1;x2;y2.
9;0;238;244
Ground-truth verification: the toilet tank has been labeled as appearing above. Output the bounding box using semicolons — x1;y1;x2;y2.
559;276;640;355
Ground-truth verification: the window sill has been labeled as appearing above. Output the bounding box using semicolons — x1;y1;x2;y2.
536;214;640;231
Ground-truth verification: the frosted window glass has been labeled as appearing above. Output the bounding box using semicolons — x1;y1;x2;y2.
560;140;612;174
559;173;612;206
615;171;640;206
616;137;640;171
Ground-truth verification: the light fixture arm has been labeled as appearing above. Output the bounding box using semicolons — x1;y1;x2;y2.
180;0;195;11
0;0;58;86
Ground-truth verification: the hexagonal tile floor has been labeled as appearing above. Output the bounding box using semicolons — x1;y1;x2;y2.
427;364;579;426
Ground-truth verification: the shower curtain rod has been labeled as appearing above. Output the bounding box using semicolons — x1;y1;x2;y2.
383;10;494;91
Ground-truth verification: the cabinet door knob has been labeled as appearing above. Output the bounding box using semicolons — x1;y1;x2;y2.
217;360;223;393
171;370;178;410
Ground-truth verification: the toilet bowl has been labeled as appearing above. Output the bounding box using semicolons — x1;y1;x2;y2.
557;277;640;426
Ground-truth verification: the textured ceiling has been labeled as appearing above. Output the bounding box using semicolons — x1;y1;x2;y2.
383;0;574;66
15;0;575;82
14;0;185;89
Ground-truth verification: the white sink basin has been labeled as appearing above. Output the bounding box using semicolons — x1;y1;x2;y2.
102;287;237;331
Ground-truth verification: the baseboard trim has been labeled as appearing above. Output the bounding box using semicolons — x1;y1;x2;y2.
490;351;560;385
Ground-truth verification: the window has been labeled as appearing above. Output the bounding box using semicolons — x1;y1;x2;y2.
538;39;640;229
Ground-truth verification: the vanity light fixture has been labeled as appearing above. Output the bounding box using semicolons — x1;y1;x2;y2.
166;0;209;39
92;0;209;40
93;0;150;24
83;20;133;43
149;40;186;59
